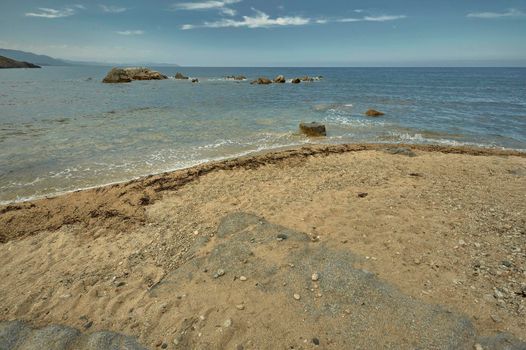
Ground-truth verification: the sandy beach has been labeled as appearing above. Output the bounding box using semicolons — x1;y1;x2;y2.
1;144;525;349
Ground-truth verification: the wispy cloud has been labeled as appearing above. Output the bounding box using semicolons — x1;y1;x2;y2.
182;9;406;29
116;30;144;35
172;0;241;16
182;9;309;29
467;8;525;19
100;5;128;13
25;6;81;18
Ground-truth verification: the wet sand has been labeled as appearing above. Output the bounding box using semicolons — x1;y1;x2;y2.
0;144;525;349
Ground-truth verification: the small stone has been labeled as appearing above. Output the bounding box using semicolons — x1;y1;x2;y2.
312;338;320;346
155;340;162;347
223;318;233;327
83;321;93;329
490;314;501;323
474;344;484;350
311;273;319;281
277;233;288;240
116;281;126;287
344;309;351;314
236;304;245;310
293;294;301;300
236;345;244;350
161;343;168;349
501;260;512;268
357;192;368;198
239;276;247;281
214;269;225;278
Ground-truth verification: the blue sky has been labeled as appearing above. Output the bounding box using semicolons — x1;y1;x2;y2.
0;0;525;66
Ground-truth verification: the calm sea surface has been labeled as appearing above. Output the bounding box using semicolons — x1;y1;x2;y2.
1;67;525;203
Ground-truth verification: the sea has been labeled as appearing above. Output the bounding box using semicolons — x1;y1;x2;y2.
1;66;525;203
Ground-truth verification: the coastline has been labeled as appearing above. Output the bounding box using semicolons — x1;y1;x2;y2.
1;142;525;347
1;142;525;243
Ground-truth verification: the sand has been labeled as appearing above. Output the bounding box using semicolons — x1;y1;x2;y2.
0;144;525;349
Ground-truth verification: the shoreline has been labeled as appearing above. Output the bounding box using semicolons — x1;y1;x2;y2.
2;142;525;206
1;142;525;243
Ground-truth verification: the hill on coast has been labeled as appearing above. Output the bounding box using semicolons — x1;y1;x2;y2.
0;55;40;69
0;48;69;66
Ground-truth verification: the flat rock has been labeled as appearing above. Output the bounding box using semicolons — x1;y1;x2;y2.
0;320;147;350
148;212;525;349
365;109;385;117
102;67;167;83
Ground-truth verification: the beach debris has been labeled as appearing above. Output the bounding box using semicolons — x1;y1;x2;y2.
174;72;189;80
102;67;167;83
274;75;286;83
251;77;272;85
365;109;385;117
299;122;327;137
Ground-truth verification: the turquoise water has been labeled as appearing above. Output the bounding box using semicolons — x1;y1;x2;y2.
1;67;525;203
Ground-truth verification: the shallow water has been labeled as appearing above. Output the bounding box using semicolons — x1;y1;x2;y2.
1;66;525;203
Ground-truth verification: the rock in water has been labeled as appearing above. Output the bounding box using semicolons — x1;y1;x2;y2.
300;76;314;82
102;67;167;83
191;78;199;83
365;109;385;117
174;72;189;80
299;122;327;137
251;77;272;85
291;78;301;84
274;75;286;83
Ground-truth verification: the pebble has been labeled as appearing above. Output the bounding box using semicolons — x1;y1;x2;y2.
223;318;233;327
161;343;167;349
490;314;501;323
293;294;301;300
236;304;245;310
116;281;126;287
311;273;319;281
277;233;288;240
239;276;247;281
501;260;512;268
474;344;484;350
357;192;368;198
214;269;225;278
312;337;320;346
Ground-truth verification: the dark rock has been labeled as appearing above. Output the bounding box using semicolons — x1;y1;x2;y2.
191;78;199;83
277;233;288;240
365;109;385;117
299;122;327;137
274;75;286;83
291;78;301;84
0;55;40;69
174;72;189;80
384;147;417;157
251;77;272;85
358;192;368;198
501;260;512;268
226;75;246;81
312;337;320;346
300;76;314;82
102;67;167;83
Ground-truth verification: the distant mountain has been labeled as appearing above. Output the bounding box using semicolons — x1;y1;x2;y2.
0;55;41;69
0;48;180;67
0;49;71;66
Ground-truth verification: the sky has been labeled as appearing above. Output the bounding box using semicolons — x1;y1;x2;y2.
0;0;525;66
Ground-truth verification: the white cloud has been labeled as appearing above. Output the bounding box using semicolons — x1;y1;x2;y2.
467;8;525;19
182;9;309;29
25;7;78;18
100;5;128;13
172;0;241;16
363;15;407;22
116;30;145;35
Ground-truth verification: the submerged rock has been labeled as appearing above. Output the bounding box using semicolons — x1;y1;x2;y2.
300;76;315;82
102;67;167;83
174;72;189;80
274;75;286;83
191;78;199;83
299;122;327;137
291;78;301;84
365;109;385;117
226;75;246;81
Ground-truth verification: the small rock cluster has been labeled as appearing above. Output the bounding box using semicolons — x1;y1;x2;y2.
250;75;323;85
102;67;168;83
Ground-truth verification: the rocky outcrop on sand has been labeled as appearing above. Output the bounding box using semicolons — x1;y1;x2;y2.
365;109;385;117
102;67;167;83
274;75;286;83
148;212;526;349
174;72;189;80
251;77;272;85
0;55;40;69
299;122;327;136
0;320;147;350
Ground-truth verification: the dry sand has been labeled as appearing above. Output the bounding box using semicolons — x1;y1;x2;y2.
0;144;525;349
